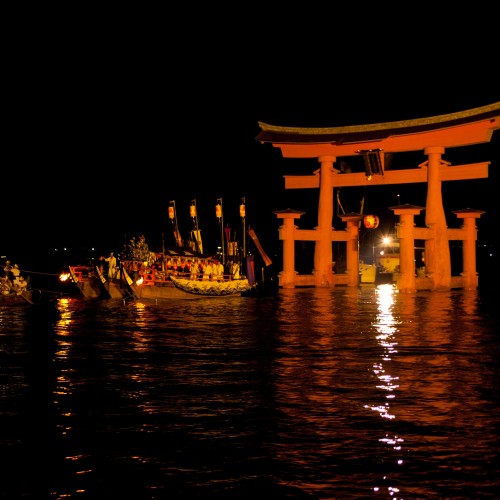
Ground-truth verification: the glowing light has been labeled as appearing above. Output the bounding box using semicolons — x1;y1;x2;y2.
363;214;379;229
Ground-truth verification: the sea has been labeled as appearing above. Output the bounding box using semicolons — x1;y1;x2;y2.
1;283;499;499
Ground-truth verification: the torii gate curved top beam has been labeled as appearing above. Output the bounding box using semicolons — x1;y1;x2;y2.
256;102;500;157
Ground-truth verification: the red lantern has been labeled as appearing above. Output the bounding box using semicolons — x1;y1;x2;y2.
363;215;379;229
168;206;175;220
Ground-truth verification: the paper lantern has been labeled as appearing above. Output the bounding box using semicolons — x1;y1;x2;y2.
363;215;379;229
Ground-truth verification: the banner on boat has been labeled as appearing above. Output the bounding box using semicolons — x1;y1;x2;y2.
248;228;272;266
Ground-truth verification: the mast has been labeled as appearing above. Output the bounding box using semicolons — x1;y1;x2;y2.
240;197;246;270
168;200;183;247
216;198;225;265
190;199;203;254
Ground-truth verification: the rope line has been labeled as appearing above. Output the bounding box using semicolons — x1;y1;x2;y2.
20;269;61;276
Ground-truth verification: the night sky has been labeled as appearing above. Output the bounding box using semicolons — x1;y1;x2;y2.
4;12;499;268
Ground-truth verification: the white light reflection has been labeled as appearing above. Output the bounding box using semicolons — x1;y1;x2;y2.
365;284;400;419
366;284;405;495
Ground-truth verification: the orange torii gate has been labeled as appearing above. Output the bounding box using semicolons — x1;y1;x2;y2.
256;103;500;292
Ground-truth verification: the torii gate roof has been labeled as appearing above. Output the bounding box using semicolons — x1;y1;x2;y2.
256;102;500;157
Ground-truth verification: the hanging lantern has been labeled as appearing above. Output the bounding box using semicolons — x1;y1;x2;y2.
240;203;246;218
190;204;197;218
216;203;222;219
168;206;175;220
363;214;379;229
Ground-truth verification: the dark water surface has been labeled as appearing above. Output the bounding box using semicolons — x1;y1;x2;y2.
1;285;499;499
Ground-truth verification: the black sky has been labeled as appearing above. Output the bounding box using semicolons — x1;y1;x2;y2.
4;11;499;265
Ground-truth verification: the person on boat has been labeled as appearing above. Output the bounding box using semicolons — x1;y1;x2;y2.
104;252;117;280
190;259;199;280
231;261;240;280
203;260;213;281
13;275;28;291
214;260;224;282
11;264;21;281
3;260;13;280
1;276;12;295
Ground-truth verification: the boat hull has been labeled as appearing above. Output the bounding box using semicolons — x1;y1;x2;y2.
67;266;251;301
74;279;132;299
169;277;252;297
131;282;221;300
0;289;34;305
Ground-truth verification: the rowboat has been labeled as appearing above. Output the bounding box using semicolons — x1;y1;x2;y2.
61;264;136;300
1;279;34;305
0;290;34;305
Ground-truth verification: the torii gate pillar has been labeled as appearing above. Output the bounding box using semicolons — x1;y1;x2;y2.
339;213;363;287
315;156;336;287
275;209;304;288
453;209;484;290
392;205;423;293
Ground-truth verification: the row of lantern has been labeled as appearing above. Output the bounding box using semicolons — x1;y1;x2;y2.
170;201;377;228
169;199;247;220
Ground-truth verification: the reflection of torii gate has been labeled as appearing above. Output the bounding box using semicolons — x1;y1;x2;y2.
256;103;500;292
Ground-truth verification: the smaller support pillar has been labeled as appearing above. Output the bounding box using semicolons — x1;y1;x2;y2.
453;208;484;290
275;209;305;289
339;214;363;287
391;204;424;293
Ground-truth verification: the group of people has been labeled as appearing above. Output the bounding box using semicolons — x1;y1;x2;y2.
122;256;243;285
1;260;29;295
165;256;239;282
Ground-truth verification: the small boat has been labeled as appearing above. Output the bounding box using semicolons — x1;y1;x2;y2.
0;278;34;305
61;264;136;300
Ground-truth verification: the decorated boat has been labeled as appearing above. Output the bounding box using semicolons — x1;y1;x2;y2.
60;198;274;301
62;255;251;301
120;236;253;300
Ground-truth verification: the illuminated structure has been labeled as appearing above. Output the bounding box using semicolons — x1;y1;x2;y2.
257;103;500;292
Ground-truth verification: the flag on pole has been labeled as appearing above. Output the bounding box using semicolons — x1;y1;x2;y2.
192;230;203;254
173;229;183;248
246;255;255;286
247;228;272;266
